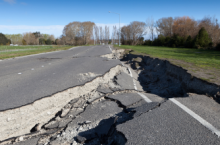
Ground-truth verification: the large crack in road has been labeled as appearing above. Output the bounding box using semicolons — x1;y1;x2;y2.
1;45;220;145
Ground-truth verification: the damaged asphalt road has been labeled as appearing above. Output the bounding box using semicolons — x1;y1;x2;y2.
1;45;220;145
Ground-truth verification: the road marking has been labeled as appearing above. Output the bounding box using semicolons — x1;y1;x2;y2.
170;98;220;137
127;68;133;77
109;45;112;52
109;45;152;103
127;63;152;103
69;46;79;50
138;92;152;103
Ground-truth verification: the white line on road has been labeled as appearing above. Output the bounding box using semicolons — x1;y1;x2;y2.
170;98;220;137
138;92;152;103
127;63;152;102
109;45;112;52
108;45;152;103
127;67;133;77
109;46;220;137
69;46;80;50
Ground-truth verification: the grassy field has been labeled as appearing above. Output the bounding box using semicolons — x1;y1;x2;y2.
0;45;73;60
116;45;220;84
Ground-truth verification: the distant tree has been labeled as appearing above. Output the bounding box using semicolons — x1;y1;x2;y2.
185;35;193;48
39;38;45;45
22;39;27;45
157;35;166;46
49;35;55;44
194;27;211;48
121;25;131;45
23;32;38;45
172;16;198;38
81;21;95;45
62;21;95;45
146;16;155;40
0;33;11;45
46;39;52;45
129;21;146;45
138;37;144;45
5;34;23;45
156;17;174;37
169;34;184;47
198;16;220;46
143;40;152;46
33;32;41;38
94;25;99;44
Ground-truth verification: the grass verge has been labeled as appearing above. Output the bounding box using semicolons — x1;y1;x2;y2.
0;45;73;60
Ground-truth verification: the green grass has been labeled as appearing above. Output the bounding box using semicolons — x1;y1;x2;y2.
116;45;220;70
0;45;73;60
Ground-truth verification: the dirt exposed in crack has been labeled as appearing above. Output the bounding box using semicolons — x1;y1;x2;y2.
0;64;129;143
122;52;220;103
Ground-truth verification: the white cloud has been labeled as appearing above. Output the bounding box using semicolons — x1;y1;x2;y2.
3;0;16;4
0;25;65;38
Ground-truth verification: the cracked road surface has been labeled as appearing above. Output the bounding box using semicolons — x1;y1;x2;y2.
1;45;220;145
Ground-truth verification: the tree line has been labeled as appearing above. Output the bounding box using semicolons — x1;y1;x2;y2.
58;21;111;45
0;32;56;45
1;16;220;49
121;16;220;50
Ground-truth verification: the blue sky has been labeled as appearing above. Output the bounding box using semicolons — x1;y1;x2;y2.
0;0;219;38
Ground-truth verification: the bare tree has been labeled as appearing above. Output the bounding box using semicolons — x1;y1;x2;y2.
129;21;146;45
99;27;103;44
156;17;174;37
105;25;110;44
23;32;38;45
63;21;81;45
198;16;220;46
62;21;95;45
94;25;99;44
113;26;118;44
5;34;23;45
49;35;55;42
146;17;155;40
81;21;95;45
121;25;132;45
